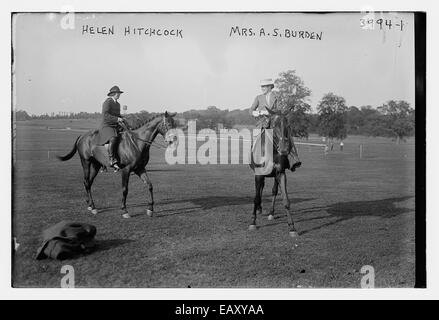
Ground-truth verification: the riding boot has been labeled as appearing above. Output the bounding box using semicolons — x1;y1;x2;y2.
108;136;120;170
288;138;302;172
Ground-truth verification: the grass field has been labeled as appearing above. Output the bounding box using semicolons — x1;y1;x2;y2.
12;119;416;288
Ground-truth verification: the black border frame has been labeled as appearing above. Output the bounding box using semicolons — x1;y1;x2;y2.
414;11;426;288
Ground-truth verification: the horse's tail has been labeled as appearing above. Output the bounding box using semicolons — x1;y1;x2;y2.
56;136;81;161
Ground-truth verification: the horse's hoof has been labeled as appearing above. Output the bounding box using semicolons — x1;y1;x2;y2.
87;206;92;211
91;209;98;215
268;215;274;221
122;213;131;219
146;209;153;217
249;224;257;231
289;231;299;238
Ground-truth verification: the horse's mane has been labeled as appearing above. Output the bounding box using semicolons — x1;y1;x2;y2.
123;113;162;130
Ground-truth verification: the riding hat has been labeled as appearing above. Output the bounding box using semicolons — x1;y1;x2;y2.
107;85;124;96
260;79;274;87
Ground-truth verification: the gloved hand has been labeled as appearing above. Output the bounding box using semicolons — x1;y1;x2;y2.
252;110;269;117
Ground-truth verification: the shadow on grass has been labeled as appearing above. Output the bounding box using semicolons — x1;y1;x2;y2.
94;239;135;253
129;206;201;218
153;207;202;218
100;196;315;215
161;196;315;210
259;196;414;235
98;204;202;215
144;168;184;172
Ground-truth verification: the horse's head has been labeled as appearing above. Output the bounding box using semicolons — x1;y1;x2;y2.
157;111;178;147
266;106;291;157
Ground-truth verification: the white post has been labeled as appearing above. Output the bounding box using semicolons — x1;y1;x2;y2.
359;144;363;159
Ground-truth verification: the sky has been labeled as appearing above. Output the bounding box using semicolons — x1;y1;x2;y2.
13;12;415;115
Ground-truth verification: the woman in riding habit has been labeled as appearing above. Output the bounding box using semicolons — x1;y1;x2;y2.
250;78;302;171
97;85;125;170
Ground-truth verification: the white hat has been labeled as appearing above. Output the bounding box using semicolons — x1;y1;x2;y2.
260;78;274;86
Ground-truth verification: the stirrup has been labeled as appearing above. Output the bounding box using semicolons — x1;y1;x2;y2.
111;162;121;172
109;156;120;171
290;161;302;171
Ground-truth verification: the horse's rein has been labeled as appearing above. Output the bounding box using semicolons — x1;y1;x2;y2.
271;117;292;155
120;120;169;149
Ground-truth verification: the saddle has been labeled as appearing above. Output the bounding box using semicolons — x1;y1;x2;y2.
250;129;275;176
90;128;138;170
89;130;121;168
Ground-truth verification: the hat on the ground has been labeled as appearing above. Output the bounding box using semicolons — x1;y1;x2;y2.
260;79;274;87
35;221;97;260
107;86;124;96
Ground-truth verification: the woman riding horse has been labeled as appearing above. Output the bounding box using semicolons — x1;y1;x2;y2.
57;105;177;219
249;78;301;236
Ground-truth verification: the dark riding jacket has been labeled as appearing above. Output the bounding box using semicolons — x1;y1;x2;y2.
97;97;122;145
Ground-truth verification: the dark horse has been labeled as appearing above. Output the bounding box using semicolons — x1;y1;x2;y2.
249;107;299;237
57;112;177;219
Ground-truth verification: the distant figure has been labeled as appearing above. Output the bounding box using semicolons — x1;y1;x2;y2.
340;141;344;151
250;78;301;172
96;85;125;170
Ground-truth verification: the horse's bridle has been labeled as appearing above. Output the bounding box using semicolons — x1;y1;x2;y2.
121;116;172;149
157;116;173;137
271;115;291;156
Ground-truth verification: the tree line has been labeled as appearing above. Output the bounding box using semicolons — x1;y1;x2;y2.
14;70;415;143
274;70;415;143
